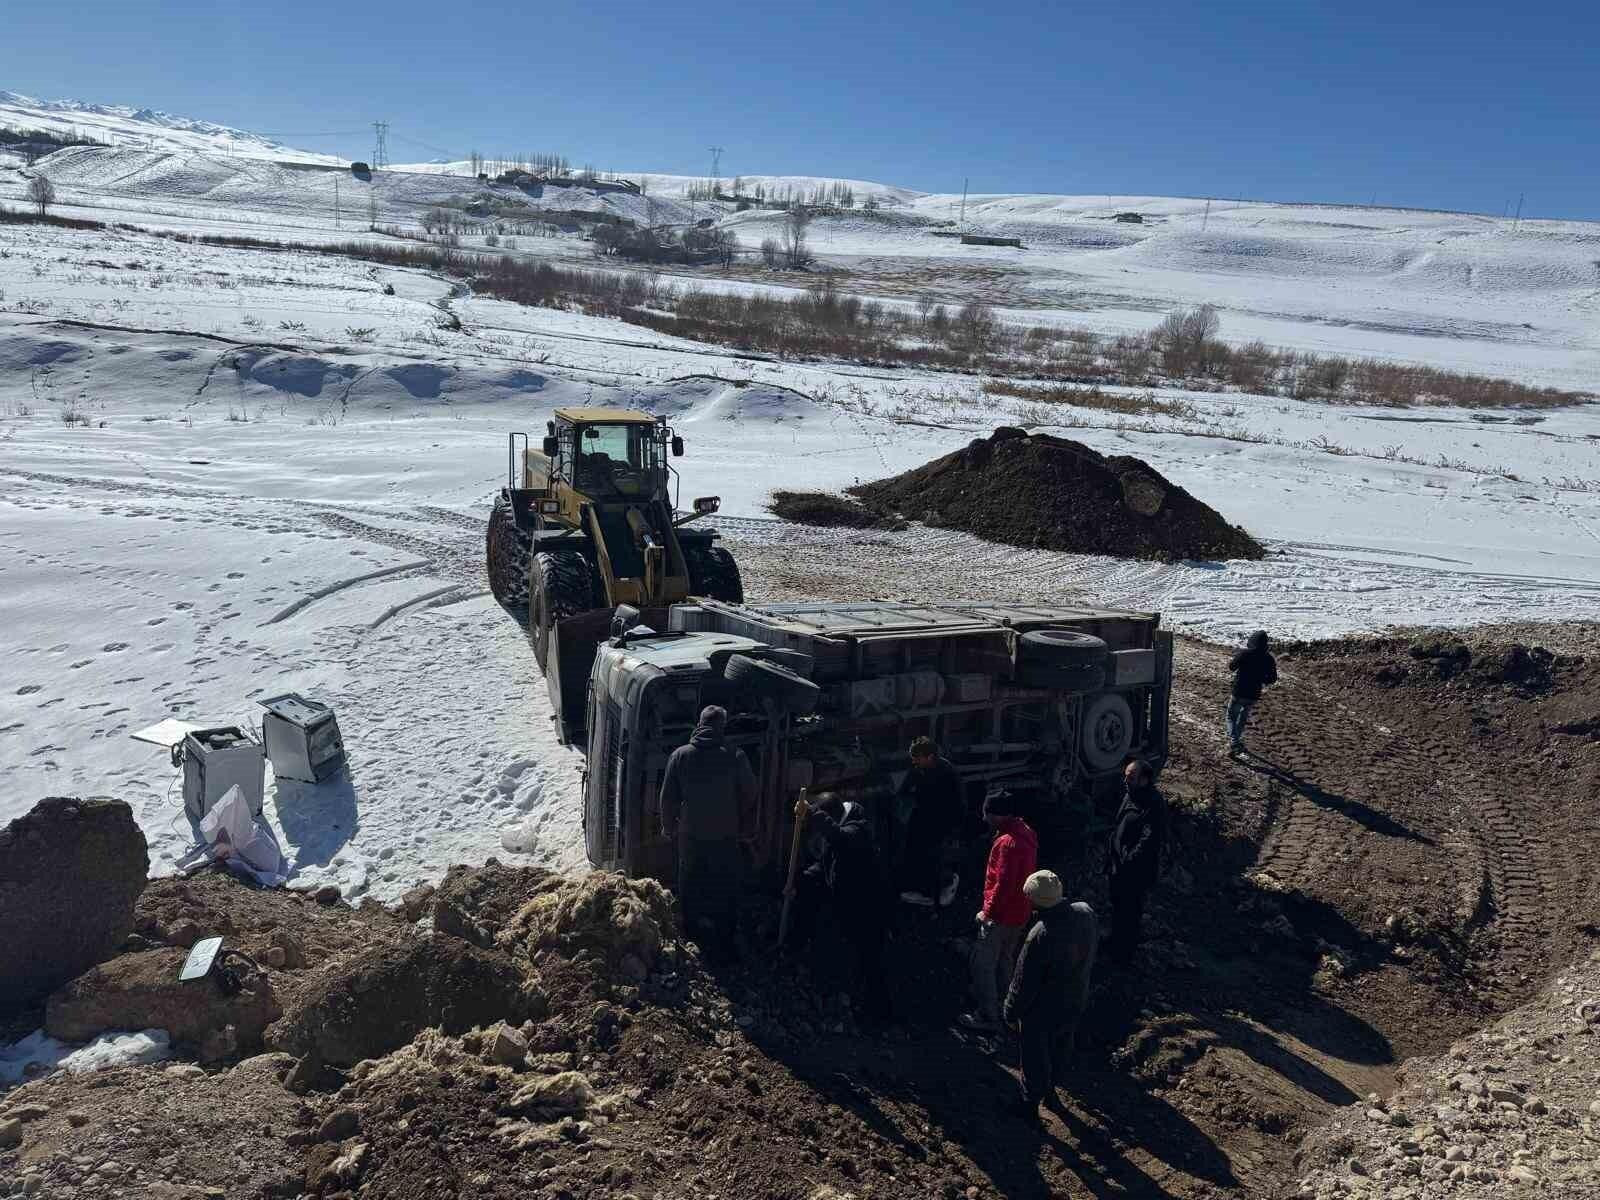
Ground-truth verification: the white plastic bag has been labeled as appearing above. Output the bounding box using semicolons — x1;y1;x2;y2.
199;785;288;886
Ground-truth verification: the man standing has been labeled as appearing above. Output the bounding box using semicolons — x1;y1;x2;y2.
897;737;963;908
660;705;757;962
796;797;892;1023
1107;759;1167;969
1004;870;1097;1120
960;789;1037;1032
1227;630;1278;753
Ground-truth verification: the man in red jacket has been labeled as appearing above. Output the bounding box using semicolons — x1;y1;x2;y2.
959;789;1038;1032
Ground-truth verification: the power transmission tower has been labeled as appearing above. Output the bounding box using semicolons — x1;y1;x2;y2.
709;146;724;183
372;121;389;170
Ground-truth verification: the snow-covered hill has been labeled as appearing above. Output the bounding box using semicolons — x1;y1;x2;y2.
0;90;340;165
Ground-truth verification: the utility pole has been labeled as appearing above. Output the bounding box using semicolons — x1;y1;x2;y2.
334;175;340;229
1201;198;1211;232
959;177;969;228
1512;192;1524;232
372;121;389;170
368;183;377;231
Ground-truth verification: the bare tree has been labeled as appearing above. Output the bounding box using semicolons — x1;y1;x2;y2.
468;150;484;177
28;174;56;218
782;206;811;269
760;237;781;269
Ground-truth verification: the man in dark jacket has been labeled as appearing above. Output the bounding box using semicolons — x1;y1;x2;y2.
1107;758;1167;969
660;705;757;962
1228;630;1278;753
1004;870;1097;1118
897;736;963;907
796;797;892;1022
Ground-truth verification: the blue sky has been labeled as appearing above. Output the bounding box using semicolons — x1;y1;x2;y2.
3;0;1597;218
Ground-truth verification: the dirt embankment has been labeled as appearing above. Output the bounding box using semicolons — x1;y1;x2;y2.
777;427;1264;561
3;626;1597;1199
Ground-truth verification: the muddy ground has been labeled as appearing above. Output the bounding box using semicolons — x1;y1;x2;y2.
3;538;1597;1200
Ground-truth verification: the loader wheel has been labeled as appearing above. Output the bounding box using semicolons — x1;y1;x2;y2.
1081;692;1135;772
683;543;744;604
725;653;820;715
1015;629;1109;690
529;550;597;671
486;493;531;608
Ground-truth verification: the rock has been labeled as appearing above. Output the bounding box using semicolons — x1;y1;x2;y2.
65;1109;90;1127
0;1118;21;1149
489;1022;529;1067
1347;1158;1367;1176
164;920;203;948
1488;1087;1523;1107
22;1177;44;1195
313;885;342;905
1524;1097;1547;1115
164;1063;205;1080
2;1104;49;1123
268;934;542;1067
506;1071;594;1117
264;946;287;968
396;884;435;923
1507;1165;1538;1184
317;1106;361;1142
267;930;306;969
1445;1146;1467;1162
45;948;278;1060
305;1139;368;1191
0;797;149;1015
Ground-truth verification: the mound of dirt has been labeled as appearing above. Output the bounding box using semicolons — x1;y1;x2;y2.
850;426;1264;561
429;859;564;948
497;871;680;984
767;489;903;530
0;797;148;1016
267;934;545;1067
45;948;280;1063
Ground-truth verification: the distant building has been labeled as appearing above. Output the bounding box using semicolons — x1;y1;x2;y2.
1114;212;1144;224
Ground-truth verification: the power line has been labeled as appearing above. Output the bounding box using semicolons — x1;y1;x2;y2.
391;131;459;160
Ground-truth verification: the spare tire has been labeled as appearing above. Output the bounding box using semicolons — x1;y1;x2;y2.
724;653;820;715
1018;661;1106;694
1019;629;1109;665
1081;692;1135;771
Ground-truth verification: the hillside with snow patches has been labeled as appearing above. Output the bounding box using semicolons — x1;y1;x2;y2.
1;92;1598;898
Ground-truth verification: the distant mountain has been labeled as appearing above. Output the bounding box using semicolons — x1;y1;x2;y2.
0;90;338;164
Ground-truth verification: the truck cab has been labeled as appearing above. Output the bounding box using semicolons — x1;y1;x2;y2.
581;599;1174;883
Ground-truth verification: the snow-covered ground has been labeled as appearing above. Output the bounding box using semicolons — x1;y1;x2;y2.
1;97;1598;904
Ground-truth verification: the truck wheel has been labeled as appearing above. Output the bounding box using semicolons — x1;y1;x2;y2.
1016;629;1109;689
529;550;596;671
684;543;744;603
725;653;820;715
486;493;531;607
1081;692;1135;772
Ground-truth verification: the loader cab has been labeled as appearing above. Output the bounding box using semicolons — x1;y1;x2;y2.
542;409;679;503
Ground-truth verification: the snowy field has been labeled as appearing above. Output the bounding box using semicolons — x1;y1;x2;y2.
2;101;1598;901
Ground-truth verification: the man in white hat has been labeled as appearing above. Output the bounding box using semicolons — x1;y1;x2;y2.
1003;869;1098;1119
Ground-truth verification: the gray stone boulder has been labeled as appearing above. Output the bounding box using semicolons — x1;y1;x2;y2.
0;797;148;1014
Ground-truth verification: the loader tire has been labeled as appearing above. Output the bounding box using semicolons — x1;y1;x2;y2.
725;653;820;715
530;550;596;672
486;493;531;608
1015;629;1108;689
683;543;744;604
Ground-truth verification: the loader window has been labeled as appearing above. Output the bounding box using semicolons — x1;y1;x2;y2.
576;423;658;497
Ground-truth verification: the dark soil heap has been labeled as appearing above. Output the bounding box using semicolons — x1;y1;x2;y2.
850;426;1264;561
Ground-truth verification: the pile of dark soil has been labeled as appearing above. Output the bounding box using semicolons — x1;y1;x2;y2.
767;489;903;530
849;426;1264;561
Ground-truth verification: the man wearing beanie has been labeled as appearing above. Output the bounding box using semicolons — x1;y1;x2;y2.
660;705;758;962
1003;869;1098;1120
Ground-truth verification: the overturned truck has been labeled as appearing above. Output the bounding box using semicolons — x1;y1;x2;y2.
575;599;1172;881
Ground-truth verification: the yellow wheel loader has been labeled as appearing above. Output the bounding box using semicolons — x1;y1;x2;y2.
486;407;742;742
